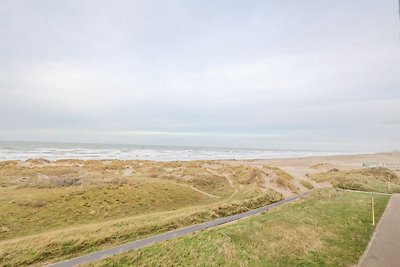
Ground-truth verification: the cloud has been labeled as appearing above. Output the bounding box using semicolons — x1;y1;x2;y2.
0;0;399;151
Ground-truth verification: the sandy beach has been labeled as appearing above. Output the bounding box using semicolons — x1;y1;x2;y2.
221;152;400;195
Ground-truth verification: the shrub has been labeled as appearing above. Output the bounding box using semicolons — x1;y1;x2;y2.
300;180;314;190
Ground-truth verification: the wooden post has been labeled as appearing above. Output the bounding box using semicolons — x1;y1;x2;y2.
372;197;375;226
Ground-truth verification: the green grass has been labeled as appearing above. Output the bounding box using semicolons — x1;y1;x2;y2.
311;168;400;193
87;189;389;267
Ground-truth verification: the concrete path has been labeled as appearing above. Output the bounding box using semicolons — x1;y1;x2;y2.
46;192;308;267
359;194;400;267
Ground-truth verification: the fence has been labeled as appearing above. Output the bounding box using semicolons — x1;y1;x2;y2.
362;162;400;169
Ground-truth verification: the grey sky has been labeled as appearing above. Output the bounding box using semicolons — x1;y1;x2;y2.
1;0;399;151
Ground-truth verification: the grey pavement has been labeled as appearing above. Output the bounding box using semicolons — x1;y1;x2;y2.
46;192;309;267
359;194;400;267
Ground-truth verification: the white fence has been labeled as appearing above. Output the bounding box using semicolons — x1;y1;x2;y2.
362;162;400;169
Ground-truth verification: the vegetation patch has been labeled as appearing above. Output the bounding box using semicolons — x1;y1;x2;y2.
0;190;282;266
311;168;400;193
87;189;389;267
264;166;298;193
0;158;321;266
300;179;314;190
0;181;218;241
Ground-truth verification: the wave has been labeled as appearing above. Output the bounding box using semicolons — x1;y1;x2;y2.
0;141;355;161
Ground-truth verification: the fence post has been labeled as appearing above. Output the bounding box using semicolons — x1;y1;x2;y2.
372;197;375;226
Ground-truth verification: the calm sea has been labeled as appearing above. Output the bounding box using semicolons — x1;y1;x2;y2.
0;141;354;161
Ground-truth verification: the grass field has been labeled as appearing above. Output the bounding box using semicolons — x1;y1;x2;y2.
87;189;389;267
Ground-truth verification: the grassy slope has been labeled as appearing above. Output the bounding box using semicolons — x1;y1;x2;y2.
3;160;392;266
88;189;389;267
0;181;217;239
0;190;282;267
311;168;400;193
0;160;300;240
0;160;289;266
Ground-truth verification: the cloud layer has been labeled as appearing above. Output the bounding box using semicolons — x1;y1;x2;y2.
1;0;399;151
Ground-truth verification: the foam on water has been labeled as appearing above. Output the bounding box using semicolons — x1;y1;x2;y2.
0;141;355;161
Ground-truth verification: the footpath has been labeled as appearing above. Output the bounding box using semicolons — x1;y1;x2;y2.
359;194;400;267
47;192;308;267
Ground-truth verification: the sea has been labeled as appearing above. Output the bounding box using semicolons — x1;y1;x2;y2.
0;141;355;161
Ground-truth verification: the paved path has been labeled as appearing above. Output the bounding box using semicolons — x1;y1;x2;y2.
359;194;400;267
46;192;309;267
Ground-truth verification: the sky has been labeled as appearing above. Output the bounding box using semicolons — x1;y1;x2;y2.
0;0;399;152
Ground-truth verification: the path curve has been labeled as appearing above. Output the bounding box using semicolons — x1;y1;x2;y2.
46;192;309;267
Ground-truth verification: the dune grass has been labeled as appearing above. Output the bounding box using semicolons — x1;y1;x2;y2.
264;166;298;193
0;190;282;267
0;180;217;240
0;160;297;241
300;179;314;190
311;168;400;193
87;189;389;267
0;159;290;266
5;158;381;266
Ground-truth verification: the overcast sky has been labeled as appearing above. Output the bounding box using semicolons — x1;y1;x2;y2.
1;0;399;151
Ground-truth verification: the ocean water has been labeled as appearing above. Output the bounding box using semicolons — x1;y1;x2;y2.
0;141;353;161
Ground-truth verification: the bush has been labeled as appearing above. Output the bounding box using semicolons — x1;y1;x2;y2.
300;180;314;190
